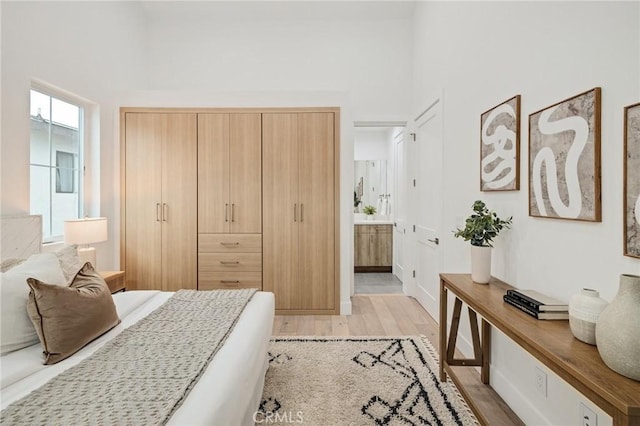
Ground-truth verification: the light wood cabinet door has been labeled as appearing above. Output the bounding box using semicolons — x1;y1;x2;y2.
374;226;393;266
229;113;262;233
124;113;196;291
354;225;372;267
198;113;261;234
262;113;299;310
198;114;230;233
161;114;198;291
298;112;335;310
124;113;163;291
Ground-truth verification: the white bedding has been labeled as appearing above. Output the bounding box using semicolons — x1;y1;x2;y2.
1;290;275;425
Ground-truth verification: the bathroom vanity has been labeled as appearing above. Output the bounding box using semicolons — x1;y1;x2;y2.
354;222;393;272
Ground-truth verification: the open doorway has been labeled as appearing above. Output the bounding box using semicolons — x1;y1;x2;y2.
353;124;405;294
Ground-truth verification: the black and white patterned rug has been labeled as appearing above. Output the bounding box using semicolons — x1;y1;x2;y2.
258;336;478;425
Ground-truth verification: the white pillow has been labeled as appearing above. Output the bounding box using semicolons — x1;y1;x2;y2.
0;253;66;355
54;244;83;284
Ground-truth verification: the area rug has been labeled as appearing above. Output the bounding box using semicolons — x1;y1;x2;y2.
258;336;478;425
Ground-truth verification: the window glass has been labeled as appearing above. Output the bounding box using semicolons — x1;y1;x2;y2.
29;89;83;241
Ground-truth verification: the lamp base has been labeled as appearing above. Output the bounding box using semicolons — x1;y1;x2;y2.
77;246;97;269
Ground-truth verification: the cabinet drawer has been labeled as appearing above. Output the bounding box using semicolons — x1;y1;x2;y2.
199;253;262;272
198;233;262;253
198;272;262;290
373;225;392;233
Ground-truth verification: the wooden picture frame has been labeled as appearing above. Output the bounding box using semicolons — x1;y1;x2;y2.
528;88;601;221
480;95;521;191
624;102;640;259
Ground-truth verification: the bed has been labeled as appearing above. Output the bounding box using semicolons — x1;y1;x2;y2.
0;215;275;425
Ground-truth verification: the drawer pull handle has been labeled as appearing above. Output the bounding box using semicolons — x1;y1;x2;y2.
220;242;240;246
220;280;240;284
220;261;240;265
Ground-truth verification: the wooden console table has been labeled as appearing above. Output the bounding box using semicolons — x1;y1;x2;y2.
439;273;640;426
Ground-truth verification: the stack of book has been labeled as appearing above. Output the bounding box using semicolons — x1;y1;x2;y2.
503;289;569;320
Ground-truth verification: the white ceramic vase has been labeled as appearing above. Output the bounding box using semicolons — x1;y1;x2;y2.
470;245;491;284
569;289;608;345
595;274;640;381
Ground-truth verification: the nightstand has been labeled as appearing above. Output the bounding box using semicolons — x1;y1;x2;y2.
99;271;126;294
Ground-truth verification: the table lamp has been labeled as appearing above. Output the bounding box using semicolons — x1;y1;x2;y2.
63;217;108;268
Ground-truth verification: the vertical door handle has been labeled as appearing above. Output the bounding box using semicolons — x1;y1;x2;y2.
294;204;297;222
300;203;304;222
225;204;229;222
231;204;235;222
156;203;161;222
162;203;168;222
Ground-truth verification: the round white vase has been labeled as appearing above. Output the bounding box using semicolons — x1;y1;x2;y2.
569;288;608;345
470;245;491;284
595;274;640;381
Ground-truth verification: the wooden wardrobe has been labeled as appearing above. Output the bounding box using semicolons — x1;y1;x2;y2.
121;107;339;314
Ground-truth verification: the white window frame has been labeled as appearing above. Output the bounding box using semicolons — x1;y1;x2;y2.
29;82;93;243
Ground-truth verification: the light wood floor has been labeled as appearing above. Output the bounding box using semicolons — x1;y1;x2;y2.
272;294;524;426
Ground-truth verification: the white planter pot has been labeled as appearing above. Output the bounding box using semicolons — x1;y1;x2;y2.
569;288;608;345
470;245;492;284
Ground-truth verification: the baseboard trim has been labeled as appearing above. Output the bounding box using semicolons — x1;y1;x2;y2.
341;300;352;315
354;266;392;273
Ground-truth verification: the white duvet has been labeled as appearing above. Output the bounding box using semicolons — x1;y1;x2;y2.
1;290;275;426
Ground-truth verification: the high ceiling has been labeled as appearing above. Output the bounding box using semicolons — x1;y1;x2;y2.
138;1;417;22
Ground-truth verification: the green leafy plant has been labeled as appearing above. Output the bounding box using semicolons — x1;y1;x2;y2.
363;205;377;215
453;200;512;247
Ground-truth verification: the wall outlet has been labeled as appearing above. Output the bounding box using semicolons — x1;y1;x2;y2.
580;402;597;426
534;367;547;397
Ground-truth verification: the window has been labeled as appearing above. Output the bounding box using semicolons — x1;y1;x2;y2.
30;89;83;241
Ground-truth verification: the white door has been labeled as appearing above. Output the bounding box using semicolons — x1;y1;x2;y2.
411;96;444;319
393;128;407;285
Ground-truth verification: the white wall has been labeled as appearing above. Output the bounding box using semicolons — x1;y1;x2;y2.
354;129;390;161
412;1;640;424
1;1;146;268
143;6;412;123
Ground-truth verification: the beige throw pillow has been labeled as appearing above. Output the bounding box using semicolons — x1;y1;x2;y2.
27;262;121;365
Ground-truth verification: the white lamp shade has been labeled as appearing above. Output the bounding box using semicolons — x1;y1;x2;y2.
64;217;108;245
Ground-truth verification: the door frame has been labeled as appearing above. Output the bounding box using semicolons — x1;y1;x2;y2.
351;121;407;296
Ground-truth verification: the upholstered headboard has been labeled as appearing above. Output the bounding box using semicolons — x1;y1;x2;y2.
1;215;42;260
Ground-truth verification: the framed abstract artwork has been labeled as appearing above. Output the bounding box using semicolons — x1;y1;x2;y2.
480;95;521;191
624;102;640;258
528;88;601;221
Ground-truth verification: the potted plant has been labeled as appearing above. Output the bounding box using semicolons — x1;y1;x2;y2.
363;205;377;220
453;200;512;284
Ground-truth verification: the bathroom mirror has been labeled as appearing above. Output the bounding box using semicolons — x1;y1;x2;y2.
354;160;389;214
